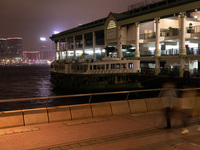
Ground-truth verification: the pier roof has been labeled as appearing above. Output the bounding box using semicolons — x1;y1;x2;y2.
50;0;200;40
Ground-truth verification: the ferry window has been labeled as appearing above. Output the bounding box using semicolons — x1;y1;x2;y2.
121;63;126;68
97;65;100;70
93;65;96;70
129;63;133;68
101;65;105;69
116;64;120;69
84;65;88;72
111;64;115;69
90;65;92;70
106;64;109;69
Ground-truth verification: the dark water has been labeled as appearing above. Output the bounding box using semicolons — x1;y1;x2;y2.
0;65;54;100
0;65;57;111
0;65;160;111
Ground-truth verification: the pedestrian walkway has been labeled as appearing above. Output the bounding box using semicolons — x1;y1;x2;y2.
0;112;200;150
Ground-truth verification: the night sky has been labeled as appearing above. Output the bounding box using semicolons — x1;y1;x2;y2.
0;0;160;51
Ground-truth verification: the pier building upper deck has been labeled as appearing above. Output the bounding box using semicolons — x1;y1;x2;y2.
50;0;200;77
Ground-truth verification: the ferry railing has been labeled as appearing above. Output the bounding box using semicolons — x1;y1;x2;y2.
0;88;200;111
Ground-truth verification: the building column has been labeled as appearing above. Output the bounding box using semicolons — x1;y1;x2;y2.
179;12;186;55
58;40;62;60
117;26;122;59
135;22;140;58
179;57;185;77
155;18;161;57
93;32;96;59
155;59;160;75
104;42;108;58
55;41;59;60
73;36;76;60
82;34;85;54
66;38;68;59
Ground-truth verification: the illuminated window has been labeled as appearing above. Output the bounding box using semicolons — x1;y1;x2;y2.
107;20;117;29
116;63;120;69
129;63;133;68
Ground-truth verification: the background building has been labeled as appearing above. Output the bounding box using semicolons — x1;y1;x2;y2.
0;37;22;59
0;38;7;59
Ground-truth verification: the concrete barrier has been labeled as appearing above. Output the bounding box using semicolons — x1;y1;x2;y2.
192;96;200;116
128;99;147;114
0;110;24;128
47;106;71;122
145;98;163;112
2;96;196;129
110;101;130;115
91;102;112;117
70;104;92;120
23;108;48;125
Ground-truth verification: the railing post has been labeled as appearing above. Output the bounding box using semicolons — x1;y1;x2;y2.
126;92;130;100
46;98;50;123
46;98;49;109
89;95;93;104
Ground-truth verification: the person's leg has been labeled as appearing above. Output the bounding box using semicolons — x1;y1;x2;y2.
165;107;171;129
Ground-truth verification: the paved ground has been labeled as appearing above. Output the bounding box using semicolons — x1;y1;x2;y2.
1;112;200;150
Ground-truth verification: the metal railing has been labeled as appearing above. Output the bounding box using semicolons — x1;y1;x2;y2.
1;88;200;111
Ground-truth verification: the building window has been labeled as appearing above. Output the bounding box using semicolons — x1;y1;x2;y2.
129;63;133;68
106;64;109;69
116;63;120;69
111;64;115;69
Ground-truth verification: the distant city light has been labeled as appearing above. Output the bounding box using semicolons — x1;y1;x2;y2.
40;37;46;41
54;31;60;34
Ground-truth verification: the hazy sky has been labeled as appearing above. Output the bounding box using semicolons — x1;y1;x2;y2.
0;0;157;50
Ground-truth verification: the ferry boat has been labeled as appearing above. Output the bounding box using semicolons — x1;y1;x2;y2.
50;57;141;92
50;0;200;91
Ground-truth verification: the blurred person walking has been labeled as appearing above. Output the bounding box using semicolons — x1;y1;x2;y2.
159;82;177;129
181;86;197;134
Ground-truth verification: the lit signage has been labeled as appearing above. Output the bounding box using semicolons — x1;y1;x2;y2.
107;20;116;29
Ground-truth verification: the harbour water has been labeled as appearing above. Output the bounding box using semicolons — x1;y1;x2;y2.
0;65;160;111
0;65;58;111
0;65;130;110
0;65;54;100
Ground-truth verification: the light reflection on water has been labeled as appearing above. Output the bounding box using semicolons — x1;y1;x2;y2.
0;65;56;110
0;65;159;111
0;65;54;100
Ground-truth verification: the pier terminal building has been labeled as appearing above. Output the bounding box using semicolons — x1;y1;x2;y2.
50;0;200;78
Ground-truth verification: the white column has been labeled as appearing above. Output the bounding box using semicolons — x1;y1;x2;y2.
135;22;140;58
73;36;76;60
104;42;107;58
59;40;62;60
118;26;122;59
179;12;186;55
82;34;85;54
155;18;161;57
56;41;60;51
66;38;68;59
93;32;96;59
